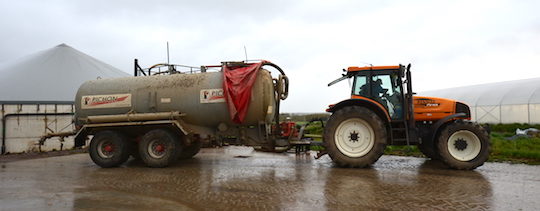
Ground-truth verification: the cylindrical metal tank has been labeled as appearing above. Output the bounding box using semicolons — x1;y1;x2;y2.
74;69;276;128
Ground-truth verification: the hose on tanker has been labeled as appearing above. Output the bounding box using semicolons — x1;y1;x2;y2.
261;61;289;147
262;61;288;101
262;61;286;76
277;75;289;100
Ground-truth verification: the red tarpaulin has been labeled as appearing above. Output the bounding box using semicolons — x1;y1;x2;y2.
222;62;264;124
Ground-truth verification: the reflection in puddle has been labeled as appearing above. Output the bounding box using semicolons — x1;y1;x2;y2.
320;160;492;210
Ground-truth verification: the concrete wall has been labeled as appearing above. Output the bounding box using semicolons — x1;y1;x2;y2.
1;103;75;154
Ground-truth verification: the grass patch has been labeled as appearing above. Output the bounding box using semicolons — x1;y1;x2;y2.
384;145;423;157
489;133;540;164
303;121;324;136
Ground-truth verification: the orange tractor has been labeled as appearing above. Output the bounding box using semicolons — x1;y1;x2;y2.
324;64;490;170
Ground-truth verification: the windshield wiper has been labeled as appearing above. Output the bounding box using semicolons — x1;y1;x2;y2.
328;74;349;87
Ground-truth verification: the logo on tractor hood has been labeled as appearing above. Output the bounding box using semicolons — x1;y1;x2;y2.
81;94;132;109
415;98;440;107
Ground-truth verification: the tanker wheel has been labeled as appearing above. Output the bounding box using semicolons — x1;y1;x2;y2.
436;121;490;170
179;140;201;160
139;129;182;168
324;106;387;168
89;130;130;168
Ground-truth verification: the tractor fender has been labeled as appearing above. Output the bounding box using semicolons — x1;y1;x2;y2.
429;112;467;141
327;99;391;122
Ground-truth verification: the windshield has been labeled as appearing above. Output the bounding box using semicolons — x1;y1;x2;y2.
353;73;403;119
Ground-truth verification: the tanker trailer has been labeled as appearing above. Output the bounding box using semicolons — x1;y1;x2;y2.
73;60;288;168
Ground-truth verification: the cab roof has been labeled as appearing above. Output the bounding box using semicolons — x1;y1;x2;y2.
347;65;401;72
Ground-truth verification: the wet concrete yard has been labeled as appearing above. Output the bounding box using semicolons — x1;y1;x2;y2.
1;147;539;210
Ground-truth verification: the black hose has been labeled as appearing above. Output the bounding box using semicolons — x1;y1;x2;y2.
262;61;286;76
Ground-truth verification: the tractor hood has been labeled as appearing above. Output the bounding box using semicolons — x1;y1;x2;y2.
413;96;471;121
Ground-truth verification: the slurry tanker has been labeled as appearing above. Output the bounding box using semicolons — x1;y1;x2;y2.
73;60;288;168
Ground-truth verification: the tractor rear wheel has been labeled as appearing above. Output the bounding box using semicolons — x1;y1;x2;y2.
324;106;387;168
89;130;130;168
436;121;490;170
139;129;182;168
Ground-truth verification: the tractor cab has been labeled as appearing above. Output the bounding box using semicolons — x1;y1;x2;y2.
328;64;414;125
347;66;406;120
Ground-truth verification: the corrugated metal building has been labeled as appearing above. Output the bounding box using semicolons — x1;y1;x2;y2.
420;78;540;124
0;44;129;154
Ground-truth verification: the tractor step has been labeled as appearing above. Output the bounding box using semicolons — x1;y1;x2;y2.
390;120;409;145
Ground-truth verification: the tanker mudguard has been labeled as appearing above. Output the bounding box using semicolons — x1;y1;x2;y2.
326;99;391;121
73;119;190;148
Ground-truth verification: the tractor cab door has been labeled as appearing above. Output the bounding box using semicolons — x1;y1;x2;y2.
352;71;404;120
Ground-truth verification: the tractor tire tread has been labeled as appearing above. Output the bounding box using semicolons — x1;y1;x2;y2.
89;130;130;168
324;106;387;168
436;121;490;170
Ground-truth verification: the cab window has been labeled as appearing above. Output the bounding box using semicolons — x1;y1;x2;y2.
353;76;368;96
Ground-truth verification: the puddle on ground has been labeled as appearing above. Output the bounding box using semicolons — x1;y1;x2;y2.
0;147;538;210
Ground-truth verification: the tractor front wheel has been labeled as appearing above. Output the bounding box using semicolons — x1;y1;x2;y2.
436;121;490;170
324;106;387;168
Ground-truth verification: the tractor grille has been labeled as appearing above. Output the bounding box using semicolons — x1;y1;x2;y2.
456;102;471;118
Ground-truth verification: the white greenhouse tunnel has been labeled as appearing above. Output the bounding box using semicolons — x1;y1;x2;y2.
420;77;540;124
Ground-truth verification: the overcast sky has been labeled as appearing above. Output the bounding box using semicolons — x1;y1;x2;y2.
1;0;539;112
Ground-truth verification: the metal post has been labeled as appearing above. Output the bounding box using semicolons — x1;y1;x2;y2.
244;46;248;61
499;105;502;124
528;103;531;124
134;59;138;76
